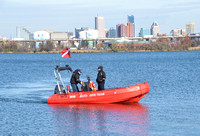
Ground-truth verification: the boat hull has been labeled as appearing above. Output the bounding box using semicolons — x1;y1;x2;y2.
47;82;150;104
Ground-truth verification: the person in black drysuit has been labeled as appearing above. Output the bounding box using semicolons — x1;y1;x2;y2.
70;69;82;92
96;66;106;90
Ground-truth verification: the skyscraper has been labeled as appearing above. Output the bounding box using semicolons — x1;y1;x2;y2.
108;28;117;38
151;21;160;36
116;24;127;37
127;15;134;23
95;16;105;38
127;22;133;37
186;22;195;35
116;23;133;38
127;15;136;37
16;26;33;40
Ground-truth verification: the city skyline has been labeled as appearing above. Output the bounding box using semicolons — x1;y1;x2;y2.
1;0;200;39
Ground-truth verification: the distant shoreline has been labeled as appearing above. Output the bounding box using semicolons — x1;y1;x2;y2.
0;47;199;54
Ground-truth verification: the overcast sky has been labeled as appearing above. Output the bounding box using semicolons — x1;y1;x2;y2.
1;0;200;38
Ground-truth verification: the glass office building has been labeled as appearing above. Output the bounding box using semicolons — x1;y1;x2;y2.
139;28;151;37
127;15;136;37
109;28;117;38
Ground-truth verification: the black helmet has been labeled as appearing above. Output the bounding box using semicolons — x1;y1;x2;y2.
75;69;82;73
98;66;103;70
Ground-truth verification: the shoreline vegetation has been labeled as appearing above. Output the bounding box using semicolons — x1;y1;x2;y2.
1;47;200;54
0;36;200;54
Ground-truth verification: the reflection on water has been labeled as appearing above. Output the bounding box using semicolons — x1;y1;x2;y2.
48;103;149;135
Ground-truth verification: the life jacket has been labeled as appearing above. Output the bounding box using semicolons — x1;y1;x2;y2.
90;81;96;91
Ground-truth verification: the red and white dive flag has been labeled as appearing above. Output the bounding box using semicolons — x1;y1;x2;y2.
61;48;71;58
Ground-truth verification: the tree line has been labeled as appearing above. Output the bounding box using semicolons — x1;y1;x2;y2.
107;36;200;52
0;41;65;53
0;36;199;53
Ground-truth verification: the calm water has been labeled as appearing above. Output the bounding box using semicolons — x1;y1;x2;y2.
0;51;200;136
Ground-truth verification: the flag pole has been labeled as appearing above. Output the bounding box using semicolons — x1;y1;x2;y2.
61;48;72;92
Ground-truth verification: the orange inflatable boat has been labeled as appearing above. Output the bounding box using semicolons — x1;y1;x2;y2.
48;82;150;104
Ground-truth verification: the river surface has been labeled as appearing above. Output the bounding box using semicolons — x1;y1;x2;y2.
0;51;199;136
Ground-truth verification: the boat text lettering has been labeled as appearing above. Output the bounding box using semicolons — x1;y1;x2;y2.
69;95;76;98
97;93;105;96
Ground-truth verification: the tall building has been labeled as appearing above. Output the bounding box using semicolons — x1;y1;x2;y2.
116;24;127;37
127;15;136;37
116;23;133;38
151;21;160;36
170;29;185;36
186;22;195;35
139;28;151;37
127;22;133;37
95;16;105;38
16;26;33;40
108;28;117;38
127;15;134;23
